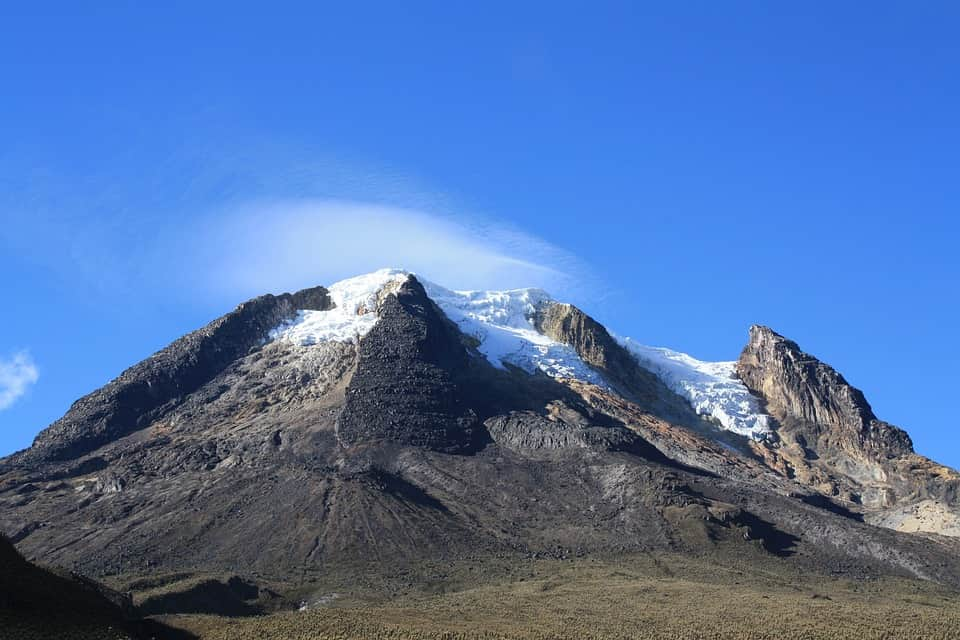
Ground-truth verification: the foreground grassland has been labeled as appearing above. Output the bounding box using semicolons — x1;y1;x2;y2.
162;553;960;640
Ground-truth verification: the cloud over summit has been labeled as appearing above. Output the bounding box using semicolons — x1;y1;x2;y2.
179;200;593;302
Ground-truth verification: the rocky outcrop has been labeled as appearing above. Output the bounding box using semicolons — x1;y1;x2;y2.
737;325;913;462
288;285;333;312
486;410;652;456
533;302;711;429
335;276;484;453
733;325;960;519
8;286;333;465
534;302;648;392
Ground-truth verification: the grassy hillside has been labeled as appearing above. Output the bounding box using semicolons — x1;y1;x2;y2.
159;551;960;640
6;532;959;639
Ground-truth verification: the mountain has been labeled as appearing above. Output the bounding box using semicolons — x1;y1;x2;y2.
2;269;959;607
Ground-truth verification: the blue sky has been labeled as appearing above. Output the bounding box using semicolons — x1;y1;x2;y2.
1;3;958;467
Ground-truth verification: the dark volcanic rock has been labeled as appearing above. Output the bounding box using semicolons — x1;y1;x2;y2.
737;325;913;462
336;276;483;453
9;286;334;465
487;411;641;454
289;285;333;311
0;534;163;637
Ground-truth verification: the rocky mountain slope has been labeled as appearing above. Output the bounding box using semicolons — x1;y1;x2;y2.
1;269;959;604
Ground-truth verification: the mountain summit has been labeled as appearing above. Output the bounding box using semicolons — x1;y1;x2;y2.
2;269;959;592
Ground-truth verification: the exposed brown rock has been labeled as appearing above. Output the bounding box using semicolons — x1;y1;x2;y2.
533;301;717;431
736;325;960;520
737;325;913;462
533;302;649;393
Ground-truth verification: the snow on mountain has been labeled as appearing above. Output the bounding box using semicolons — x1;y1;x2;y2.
424;281;772;440
270;269;770;440
270;269;409;345
618;339;772;440
422;281;607;386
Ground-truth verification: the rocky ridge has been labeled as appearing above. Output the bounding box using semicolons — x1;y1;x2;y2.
10;286;332;466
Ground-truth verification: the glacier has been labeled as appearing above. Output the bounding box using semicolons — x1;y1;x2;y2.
269;269;409;345
270;268;770;440
617;339;771;439
423;280;608;386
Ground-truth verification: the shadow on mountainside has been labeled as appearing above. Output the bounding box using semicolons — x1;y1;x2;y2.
0;534;197;639
734;512;801;557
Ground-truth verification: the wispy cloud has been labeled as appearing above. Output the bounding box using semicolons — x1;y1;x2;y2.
0;351;39;411
1;145;600;307
169;199;596;303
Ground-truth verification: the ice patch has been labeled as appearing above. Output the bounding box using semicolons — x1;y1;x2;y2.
423;281;607;386
618;339;771;440
270;269;409;345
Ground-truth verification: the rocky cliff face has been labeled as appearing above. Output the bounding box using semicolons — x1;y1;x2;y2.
533;301;719;433
533;303;663;401
737;325;913;462
736;325;959;516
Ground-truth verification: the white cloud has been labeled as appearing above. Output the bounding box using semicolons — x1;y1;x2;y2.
1;146;602;308
173;199;596;303
0;351;39;410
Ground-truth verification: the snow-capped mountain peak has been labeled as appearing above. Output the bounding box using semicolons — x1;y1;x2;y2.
270;269;769;439
270;268;410;345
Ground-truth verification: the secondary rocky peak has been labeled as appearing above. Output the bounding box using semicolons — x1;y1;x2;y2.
531;302;722;430
532;302;661;401
736;325;913;461
533;302;636;386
